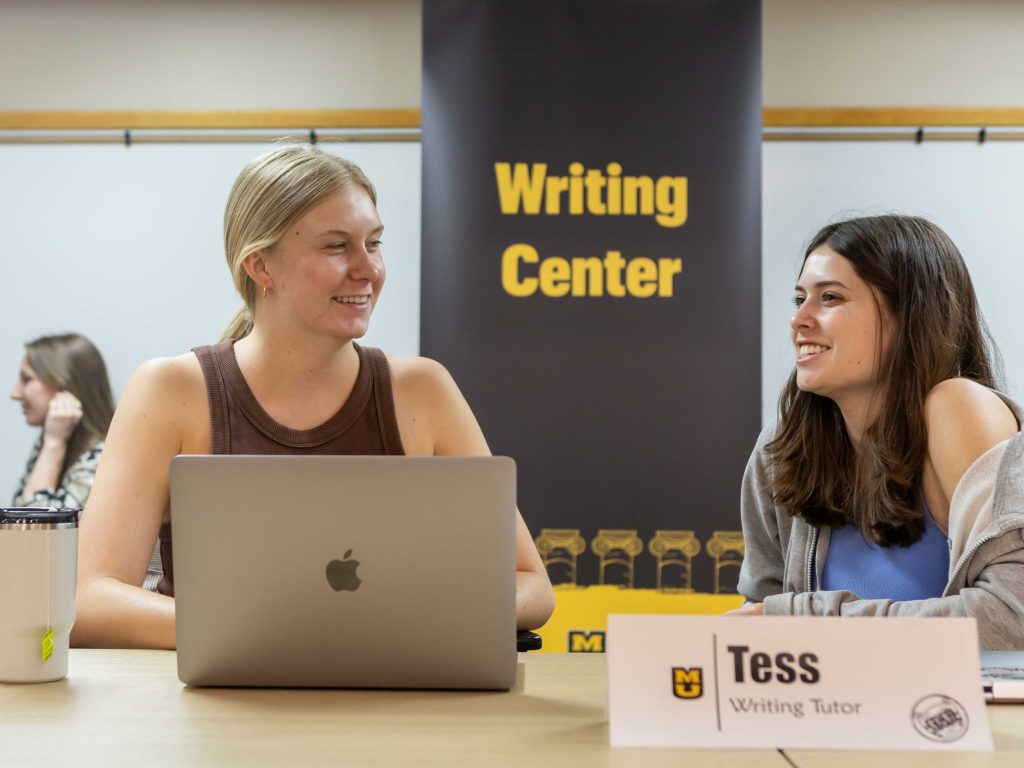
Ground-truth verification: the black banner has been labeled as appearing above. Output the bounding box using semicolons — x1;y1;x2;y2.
422;0;761;594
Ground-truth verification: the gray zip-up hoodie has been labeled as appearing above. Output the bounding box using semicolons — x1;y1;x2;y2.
738;423;1024;650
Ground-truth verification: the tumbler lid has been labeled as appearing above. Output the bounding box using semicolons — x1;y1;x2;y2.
0;507;79;525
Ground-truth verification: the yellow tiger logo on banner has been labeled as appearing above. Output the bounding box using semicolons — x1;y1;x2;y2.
533;528;745;652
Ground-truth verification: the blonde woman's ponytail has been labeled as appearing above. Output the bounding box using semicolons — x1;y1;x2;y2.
220;306;255;342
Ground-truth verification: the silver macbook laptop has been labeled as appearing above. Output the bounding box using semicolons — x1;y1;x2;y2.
169;455;518;690
980;651;1024;703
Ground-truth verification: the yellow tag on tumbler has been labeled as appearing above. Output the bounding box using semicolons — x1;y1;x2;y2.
42;627;54;662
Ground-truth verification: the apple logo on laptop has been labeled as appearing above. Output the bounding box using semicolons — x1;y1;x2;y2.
326;549;362;592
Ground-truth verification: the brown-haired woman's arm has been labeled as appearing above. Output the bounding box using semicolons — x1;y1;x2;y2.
763;428;1024;650
922;378;1018;532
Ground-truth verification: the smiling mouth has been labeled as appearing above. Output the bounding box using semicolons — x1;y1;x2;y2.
798;344;829;357
333;296;370;305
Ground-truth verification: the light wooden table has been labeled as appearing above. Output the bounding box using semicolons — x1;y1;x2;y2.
0;650;784;767
0;650;1019;767
787;698;1024;768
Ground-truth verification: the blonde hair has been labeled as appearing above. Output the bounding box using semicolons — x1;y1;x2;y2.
221;143;377;341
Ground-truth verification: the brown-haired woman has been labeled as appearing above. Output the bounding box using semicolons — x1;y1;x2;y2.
733;215;1024;650
72;144;554;649
10;333;115;510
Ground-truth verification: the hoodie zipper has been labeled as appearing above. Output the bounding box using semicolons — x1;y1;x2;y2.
945;532;998;595
806;526;819;593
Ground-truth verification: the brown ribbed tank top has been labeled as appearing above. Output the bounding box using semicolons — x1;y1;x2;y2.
157;341;404;596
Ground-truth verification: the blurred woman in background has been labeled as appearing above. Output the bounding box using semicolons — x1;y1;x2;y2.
10;333;114;510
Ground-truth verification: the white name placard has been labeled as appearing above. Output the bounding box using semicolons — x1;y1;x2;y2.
607;615;992;751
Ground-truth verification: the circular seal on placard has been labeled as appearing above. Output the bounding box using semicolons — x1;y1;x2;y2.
910;694;970;743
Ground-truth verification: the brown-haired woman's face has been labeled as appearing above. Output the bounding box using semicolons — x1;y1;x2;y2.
790;247;894;409
9;356;57;427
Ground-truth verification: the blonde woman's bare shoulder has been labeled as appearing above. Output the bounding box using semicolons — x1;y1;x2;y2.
386;355;458;396
128;352;205;399
116;353;209;449
387;354;462;416
386;355;486;456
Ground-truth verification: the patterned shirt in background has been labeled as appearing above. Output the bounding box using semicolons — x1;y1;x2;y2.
12;438;104;509
11;437;163;590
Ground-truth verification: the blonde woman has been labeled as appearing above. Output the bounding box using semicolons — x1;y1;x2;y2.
73;144;554;648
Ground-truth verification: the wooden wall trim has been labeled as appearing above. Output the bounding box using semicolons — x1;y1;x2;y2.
763;107;1024;127
0;107;1021;131
0;109;420;130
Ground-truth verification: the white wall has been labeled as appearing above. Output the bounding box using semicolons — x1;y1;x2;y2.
763;0;1024;106
2;1;1024;110
0;0;422;110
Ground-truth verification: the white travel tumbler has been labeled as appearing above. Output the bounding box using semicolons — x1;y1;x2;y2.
0;508;78;683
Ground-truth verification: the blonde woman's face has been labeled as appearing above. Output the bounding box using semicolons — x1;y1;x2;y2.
9;356;57;427
266;187;385;341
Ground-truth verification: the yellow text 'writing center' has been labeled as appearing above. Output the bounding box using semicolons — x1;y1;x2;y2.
495;162;687;298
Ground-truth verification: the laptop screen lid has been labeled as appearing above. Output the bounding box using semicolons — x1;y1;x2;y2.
980;651;1024;703
170;455;517;689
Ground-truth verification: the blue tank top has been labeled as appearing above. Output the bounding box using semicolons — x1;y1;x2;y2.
820;500;950;600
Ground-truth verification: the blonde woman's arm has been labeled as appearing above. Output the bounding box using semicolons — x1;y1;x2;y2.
391;356;555;631
72;355;208;649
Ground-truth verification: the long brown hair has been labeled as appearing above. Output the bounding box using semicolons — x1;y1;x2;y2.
768;215;1001;546
25;333;115;477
